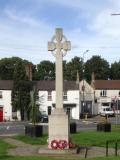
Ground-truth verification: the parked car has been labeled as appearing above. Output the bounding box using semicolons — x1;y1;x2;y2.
99;106;115;117
40;114;48;123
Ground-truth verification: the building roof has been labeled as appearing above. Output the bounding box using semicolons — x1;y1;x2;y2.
0;80;79;91
94;80;120;89
0;80;13;90
36;80;79;91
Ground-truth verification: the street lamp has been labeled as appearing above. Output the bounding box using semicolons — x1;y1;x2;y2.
111;13;120;16
110;13;120;126
82;49;89;112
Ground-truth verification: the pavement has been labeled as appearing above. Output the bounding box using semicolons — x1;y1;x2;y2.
3;137;120;158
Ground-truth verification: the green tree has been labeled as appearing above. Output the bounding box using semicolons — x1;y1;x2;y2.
84;56;110;82
110;61;120;79
29;86;40;125
11;61;32;120
32;64;38;80
37;60;55;80
65;56;83;80
0;57;22;80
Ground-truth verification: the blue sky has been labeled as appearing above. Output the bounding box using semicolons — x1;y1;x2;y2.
0;0;120;64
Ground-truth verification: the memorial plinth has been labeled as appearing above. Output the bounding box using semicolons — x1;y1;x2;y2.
48;108;69;149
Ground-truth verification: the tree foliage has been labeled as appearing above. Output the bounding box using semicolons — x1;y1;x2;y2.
110;61;120;79
37;60;55;80
84;56;110;82
29;86;40;125
11;61;32;120
0;57;22;80
1;55;120;82
65;56;83;80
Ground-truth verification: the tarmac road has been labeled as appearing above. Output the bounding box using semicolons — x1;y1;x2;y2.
0;121;27;136
0;115;120;136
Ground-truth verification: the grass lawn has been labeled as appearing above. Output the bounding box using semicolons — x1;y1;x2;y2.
1;155;120;160
0;139;14;155
71;129;120;148
1;135;120;160
0;155;61;160
15;134;48;145
1;126;120;160
14;126;120;148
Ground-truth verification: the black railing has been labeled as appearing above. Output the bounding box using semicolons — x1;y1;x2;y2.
76;145;90;158
106;140;120;157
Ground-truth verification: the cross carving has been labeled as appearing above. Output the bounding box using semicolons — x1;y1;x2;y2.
48;28;71;57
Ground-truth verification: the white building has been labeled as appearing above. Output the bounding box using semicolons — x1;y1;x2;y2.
79;78;120;116
0;80;80;121
36;80;80;120
0;80;13;121
1;79;120;121
93;80;120;114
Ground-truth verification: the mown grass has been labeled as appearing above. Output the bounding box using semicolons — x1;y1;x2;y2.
15;134;48;145
0;139;14;155
71;127;120;148
14;126;120;148
0;155;61;160
1;134;120;160
0;155;120;160
88;157;120;160
71;130;120;147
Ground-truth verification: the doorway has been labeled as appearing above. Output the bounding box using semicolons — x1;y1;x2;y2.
0;107;3;122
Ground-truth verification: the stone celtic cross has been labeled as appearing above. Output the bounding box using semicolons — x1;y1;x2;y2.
48;28;71;109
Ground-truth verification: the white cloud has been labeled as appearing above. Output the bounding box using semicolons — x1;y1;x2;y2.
0;0;120;64
88;9;120;37
4;8;49;28
0;7;55;63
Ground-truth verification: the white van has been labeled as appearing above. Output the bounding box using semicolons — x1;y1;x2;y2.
99;103;115;117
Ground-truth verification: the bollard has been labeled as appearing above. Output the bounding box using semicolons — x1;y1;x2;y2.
85;113;88;121
106;141;108;157
115;141;117;156
85;147;88;158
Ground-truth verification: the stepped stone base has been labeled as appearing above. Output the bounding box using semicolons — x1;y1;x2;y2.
48;108;69;149
38;145;76;154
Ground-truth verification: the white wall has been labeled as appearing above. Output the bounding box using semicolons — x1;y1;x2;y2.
0;88;80;121
66;90;80;120
0;90;12;121
95;90;120;99
39;90;80;120
95;89;120;114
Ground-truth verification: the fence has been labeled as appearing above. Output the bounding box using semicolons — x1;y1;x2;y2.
106;140;120;156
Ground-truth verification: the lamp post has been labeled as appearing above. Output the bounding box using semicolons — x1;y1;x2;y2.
110;13;120;126
111;13;120;16
82;49;89;113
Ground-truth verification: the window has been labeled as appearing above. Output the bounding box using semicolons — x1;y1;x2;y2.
100;90;107;97
0;91;2;98
63;91;67;101
119;91;120;97
48;91;52;101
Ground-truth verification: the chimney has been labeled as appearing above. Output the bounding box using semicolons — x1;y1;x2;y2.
76;70;80;84
25;64;32;81
91;72;95;89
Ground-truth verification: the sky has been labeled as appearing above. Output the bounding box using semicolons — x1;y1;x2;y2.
0;0;120;64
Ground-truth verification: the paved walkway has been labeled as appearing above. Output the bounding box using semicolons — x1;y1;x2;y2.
3;137;120;158
4;138;43;156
